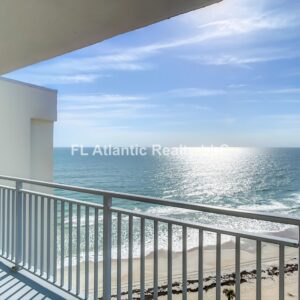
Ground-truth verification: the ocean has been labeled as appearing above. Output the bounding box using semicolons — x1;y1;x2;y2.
54;147;300;258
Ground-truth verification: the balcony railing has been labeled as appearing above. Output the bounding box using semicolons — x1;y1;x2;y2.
0;175;299;300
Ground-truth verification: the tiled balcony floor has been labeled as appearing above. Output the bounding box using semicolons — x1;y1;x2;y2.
0;259;77;300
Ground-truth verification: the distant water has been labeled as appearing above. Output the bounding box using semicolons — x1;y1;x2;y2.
54;147;300;258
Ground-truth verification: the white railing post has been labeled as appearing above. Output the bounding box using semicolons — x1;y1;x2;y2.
102;195;112;300
14;180;23;269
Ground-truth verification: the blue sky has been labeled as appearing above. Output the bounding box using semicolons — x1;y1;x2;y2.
5;0;300;147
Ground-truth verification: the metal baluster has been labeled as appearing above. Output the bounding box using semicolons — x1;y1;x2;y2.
117;213;122;300
128;215;133;300
168;223;173;300
68;203;73;291
140;217;145;300
76;205;81;295
15;181;23;269
53;199;58;283
28;194;32;269
85;206;89;300
256;241;262;300
22;192;27;265
0;188;2;254
235;237;241;300
182;226;187;300
11;190;15;260
279;245;285;300
61;201;65;287
34;195;38;273
40;197;45;276
198;230;203;300
153;220;158;299
3;188;6;256
94;208;99;300
103;195;112;300
7;189;10;259
46;198;51;279
216;233;221;300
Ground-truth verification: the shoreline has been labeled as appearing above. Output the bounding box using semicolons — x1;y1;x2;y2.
60;239;298;298
112;263;298;299
111;243;298;299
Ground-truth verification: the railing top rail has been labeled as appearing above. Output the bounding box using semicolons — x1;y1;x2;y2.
21;189;104;210
1;174;300;226
0;184;16;191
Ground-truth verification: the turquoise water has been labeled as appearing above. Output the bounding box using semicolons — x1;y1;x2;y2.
54;147;300;256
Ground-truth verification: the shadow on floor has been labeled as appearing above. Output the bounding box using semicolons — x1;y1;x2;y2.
0;260;66;300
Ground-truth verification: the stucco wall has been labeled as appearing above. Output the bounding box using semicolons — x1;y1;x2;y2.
0;77;57;182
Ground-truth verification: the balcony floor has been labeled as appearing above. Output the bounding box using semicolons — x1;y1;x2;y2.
0;259;77;300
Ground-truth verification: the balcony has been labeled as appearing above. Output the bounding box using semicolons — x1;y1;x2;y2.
0;175;299;300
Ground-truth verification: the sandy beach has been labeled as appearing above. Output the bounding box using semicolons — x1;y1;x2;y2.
159;272;298;300
60;236;299;299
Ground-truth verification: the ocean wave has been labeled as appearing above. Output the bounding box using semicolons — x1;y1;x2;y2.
289;192;300;203
237;201;289;212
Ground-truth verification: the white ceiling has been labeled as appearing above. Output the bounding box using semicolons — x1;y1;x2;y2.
0;0;221;75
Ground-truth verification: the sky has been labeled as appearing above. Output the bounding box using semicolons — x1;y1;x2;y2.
5;0;300;147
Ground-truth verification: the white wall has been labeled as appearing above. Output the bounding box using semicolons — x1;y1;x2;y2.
0;77;57;182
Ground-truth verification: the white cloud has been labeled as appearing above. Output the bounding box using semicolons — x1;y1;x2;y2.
259;114;300;125
125;9;298;58
6;51;151;85
57;88;218;127
59;88;225;112
60;93;147;104
58;109;168;127
181;0;299;31
43;55;150;74
163;88;226;97
195;13;296;34
174;103;212;111
185;48;300;67
5;74;104;85
228;84;247;89
57;92;165;126
258;88;300;94
194;105;212;111
221;117;237;125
